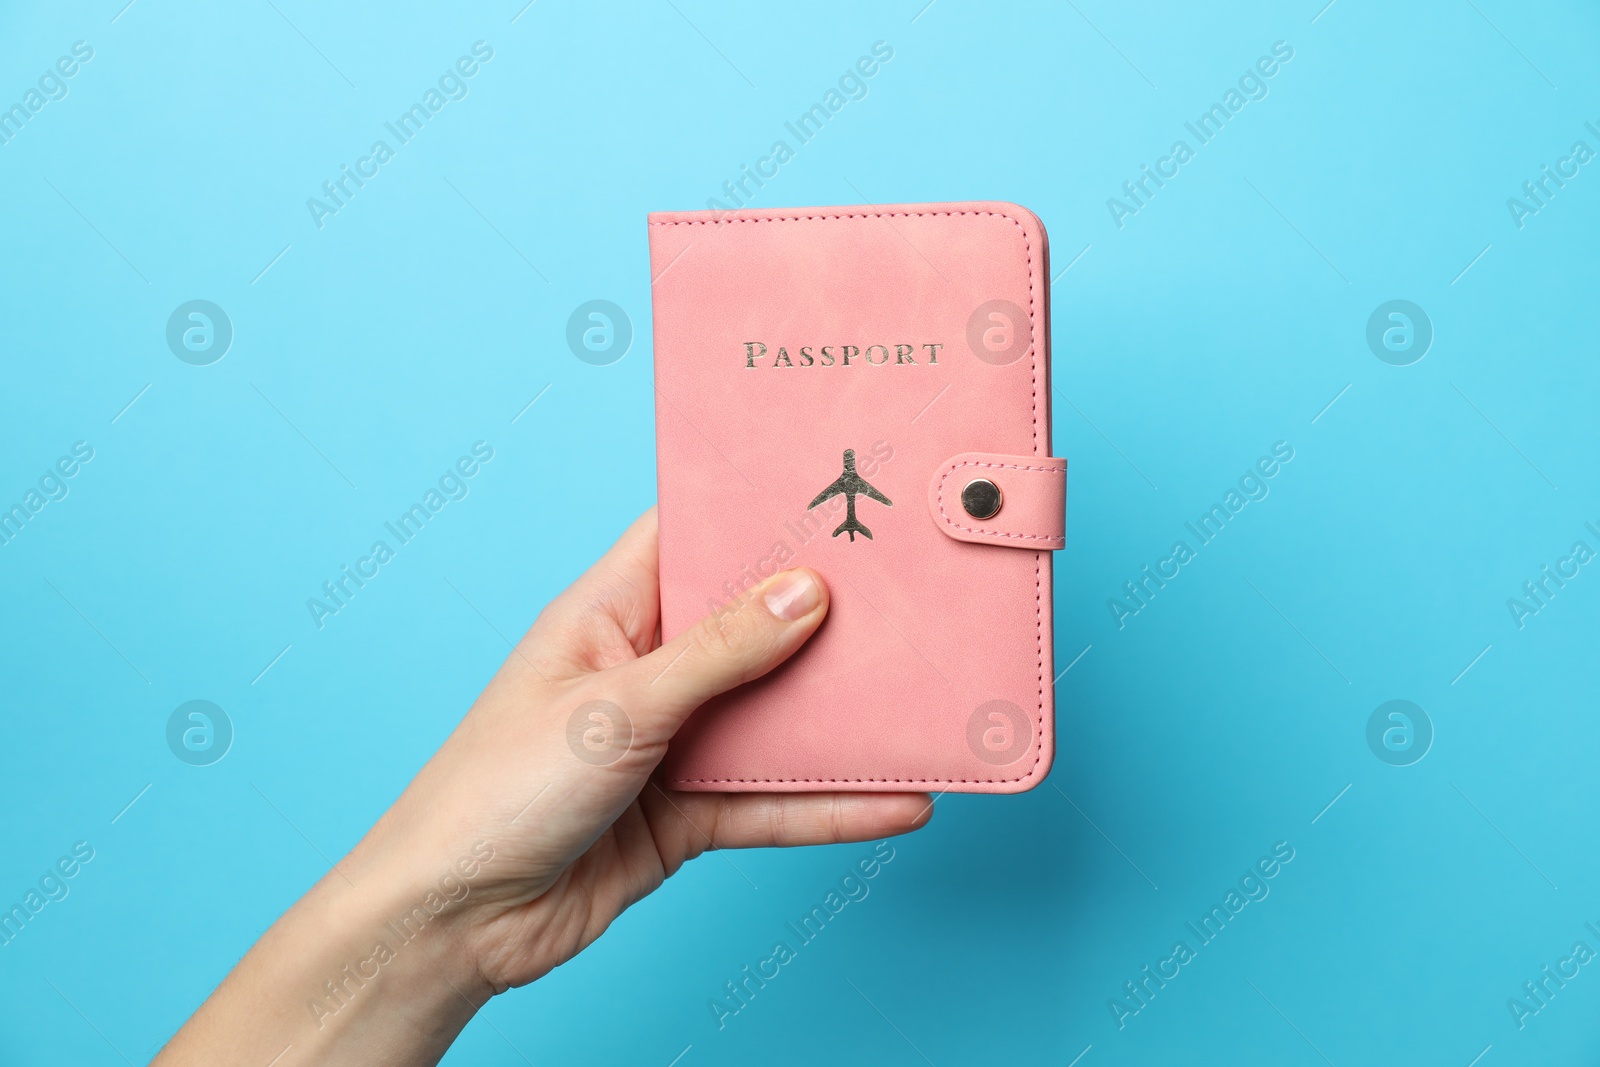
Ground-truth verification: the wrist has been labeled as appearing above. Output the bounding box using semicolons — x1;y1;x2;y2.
261;842;496;1061
154;834;493;1066
336;815;505;995
310;866;491;1014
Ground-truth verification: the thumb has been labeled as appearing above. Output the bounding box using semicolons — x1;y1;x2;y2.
620;567;828;734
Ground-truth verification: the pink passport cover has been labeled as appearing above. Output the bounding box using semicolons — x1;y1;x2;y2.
650;201;1058;794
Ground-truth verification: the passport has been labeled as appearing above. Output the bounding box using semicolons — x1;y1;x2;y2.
649;201;1066;794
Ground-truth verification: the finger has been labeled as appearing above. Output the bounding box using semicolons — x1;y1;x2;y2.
617;567;828;735
643;787;933;870
531;507;661;662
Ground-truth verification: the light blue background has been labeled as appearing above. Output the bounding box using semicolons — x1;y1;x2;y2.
3;1;1598;1063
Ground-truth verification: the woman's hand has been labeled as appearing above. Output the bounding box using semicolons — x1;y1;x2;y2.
155;508;932;1066
371;506;932;990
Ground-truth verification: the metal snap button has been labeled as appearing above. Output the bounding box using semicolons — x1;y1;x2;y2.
960;478;1002;520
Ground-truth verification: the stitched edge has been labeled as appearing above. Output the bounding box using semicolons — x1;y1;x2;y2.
936;459;1065;542
667;776;1042;785
654;207;1050;787
650;210;1025;228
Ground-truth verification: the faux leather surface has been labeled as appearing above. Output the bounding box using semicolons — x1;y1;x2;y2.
650;201;1058;794
929;452;1067;550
